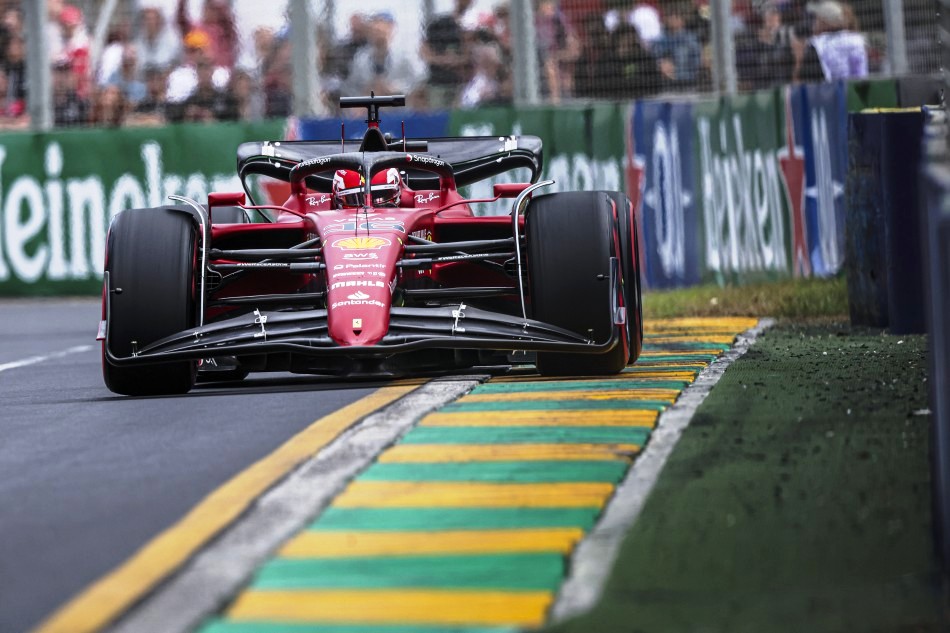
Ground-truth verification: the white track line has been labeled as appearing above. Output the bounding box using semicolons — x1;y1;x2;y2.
550;317;775;621
0;345;93;374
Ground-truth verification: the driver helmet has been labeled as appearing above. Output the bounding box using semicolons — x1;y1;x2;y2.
332;168;403;208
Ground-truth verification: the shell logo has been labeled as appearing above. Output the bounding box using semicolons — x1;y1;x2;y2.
333;236;391;250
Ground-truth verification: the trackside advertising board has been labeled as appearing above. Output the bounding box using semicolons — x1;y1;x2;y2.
447;104;627;215
0;121;283;296
632;81;865;287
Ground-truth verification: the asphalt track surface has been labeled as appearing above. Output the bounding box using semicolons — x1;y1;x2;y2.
0;299;380;633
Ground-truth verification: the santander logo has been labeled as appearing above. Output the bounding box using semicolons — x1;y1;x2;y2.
348;291;370;301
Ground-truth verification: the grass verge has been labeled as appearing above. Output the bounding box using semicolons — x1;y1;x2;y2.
546;322;942;633
643;276;848;320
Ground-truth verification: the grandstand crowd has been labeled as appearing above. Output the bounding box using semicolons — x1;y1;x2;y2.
0;0;932;130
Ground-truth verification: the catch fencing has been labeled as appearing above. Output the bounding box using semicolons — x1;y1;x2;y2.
12;0;943;131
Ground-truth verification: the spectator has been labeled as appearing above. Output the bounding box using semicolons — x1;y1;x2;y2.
458;42;503;108
535;0;581;103
176;0;238;70
0;68;27;127
321;15;370;107
736;1;796;89
342;12;426;101
97;26;130;88
3;34;26;118
574;12;615;99
652;3;702;90
57;5;90;98
52;60;88;127
89;84;127;127
421;1;470;109
605;24;662;99
228;69;261;120
0;6;22;69
126;65;167;126
261;34;292;117
183;57;237;122
797;0;867;81
107;45;147;106
629;1;663;49
135;6;181;74
165;29;229;121
46;0;64;66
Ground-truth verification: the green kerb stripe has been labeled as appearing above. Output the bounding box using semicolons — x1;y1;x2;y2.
306;508;602;532
357;461;629;483
438;400;668;412
398;426;652;445
253;554;565;591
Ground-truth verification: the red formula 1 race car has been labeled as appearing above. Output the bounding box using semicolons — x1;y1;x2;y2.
99;95;642;395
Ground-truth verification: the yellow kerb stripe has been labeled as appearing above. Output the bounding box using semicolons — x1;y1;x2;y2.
227;589;553;627
419;410;658;427
31;385;419;633
491;371;699;383
644;335;740;344
279;528;585;558
332;481;614;508
643;317;758;332
378;443;639;463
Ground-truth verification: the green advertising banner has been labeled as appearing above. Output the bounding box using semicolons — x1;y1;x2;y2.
692;90;792;285
0;120;284;296
448;104;627;214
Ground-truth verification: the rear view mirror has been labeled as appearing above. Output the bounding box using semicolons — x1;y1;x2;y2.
493;183;531;198
208;191;247;207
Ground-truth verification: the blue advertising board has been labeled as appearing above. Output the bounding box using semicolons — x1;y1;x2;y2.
297;112;451;142
791;82;849;276
632;100;700;288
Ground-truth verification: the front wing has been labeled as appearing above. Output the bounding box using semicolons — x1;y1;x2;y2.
101;262;625;367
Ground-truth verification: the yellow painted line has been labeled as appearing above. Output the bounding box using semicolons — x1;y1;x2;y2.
419;410;658;427
332;481;615;508
32;385;419;633
227;588;553;627
461;389;680;403
279;527;585;558
379;443;639;463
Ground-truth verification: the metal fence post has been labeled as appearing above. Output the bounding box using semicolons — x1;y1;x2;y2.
883;0;909;75
709;0;737;95
510;0;540;105
23;0;51;131
290;0;325;118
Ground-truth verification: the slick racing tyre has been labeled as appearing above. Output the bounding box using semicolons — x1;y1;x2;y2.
527;191;627;376
602;190;643;364
102;207;198;396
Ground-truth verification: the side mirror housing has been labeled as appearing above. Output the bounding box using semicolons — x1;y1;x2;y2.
208;191;247;207
493;183;532;199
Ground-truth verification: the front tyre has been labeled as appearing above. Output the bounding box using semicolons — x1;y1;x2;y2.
102;207;198;396
526;191;627;376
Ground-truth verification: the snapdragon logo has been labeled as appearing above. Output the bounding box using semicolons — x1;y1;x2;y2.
0;141;239;285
